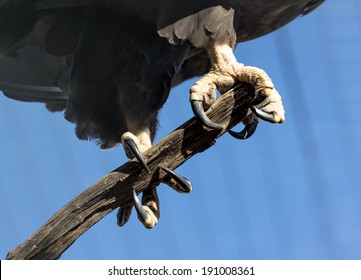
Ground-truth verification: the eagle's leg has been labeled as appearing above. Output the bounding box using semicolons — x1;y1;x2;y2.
190;40;285;133
118;131;192;229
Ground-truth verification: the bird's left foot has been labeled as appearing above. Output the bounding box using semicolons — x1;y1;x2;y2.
118;132;192;229
190;41;285;137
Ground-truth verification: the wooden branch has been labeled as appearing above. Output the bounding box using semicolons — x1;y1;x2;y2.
6;83;255;260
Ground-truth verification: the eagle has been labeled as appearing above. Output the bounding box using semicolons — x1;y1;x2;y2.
0;0;324;229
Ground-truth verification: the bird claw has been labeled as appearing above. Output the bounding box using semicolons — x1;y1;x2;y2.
132;189;159;229
191;100;223;130
122;135;151;173
229;101;282;140
160;166;192;193
228;118;258;140
250;105;278;123
132;190;150;225
116;202;133;227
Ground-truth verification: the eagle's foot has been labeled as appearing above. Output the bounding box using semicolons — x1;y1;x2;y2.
190;41;285;136
118;131;158;228
118;132;192;228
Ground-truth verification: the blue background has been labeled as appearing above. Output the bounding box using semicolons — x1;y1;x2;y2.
1;0;360;259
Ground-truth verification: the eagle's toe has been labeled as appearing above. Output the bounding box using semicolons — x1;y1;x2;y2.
250;88;285;124
133;189;159;229
160;166;192;193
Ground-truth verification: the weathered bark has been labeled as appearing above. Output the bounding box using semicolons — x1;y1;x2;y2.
6;83;255;259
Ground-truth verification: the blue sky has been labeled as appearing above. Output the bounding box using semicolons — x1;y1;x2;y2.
1;0;361;259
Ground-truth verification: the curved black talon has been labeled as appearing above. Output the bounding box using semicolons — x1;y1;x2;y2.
250;106;277;123
117;205;126;227
116;203;133;227
191;100;223;130
228;119;258;140
160;166;192;193
123;138;151;173
133;190;149;223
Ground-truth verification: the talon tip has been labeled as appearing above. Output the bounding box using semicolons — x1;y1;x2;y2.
116;207;126;227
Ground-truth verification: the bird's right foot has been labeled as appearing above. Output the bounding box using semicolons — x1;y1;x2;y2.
190;40;285;138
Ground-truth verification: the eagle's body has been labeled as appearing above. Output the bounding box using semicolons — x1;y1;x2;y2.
0;0;324;228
